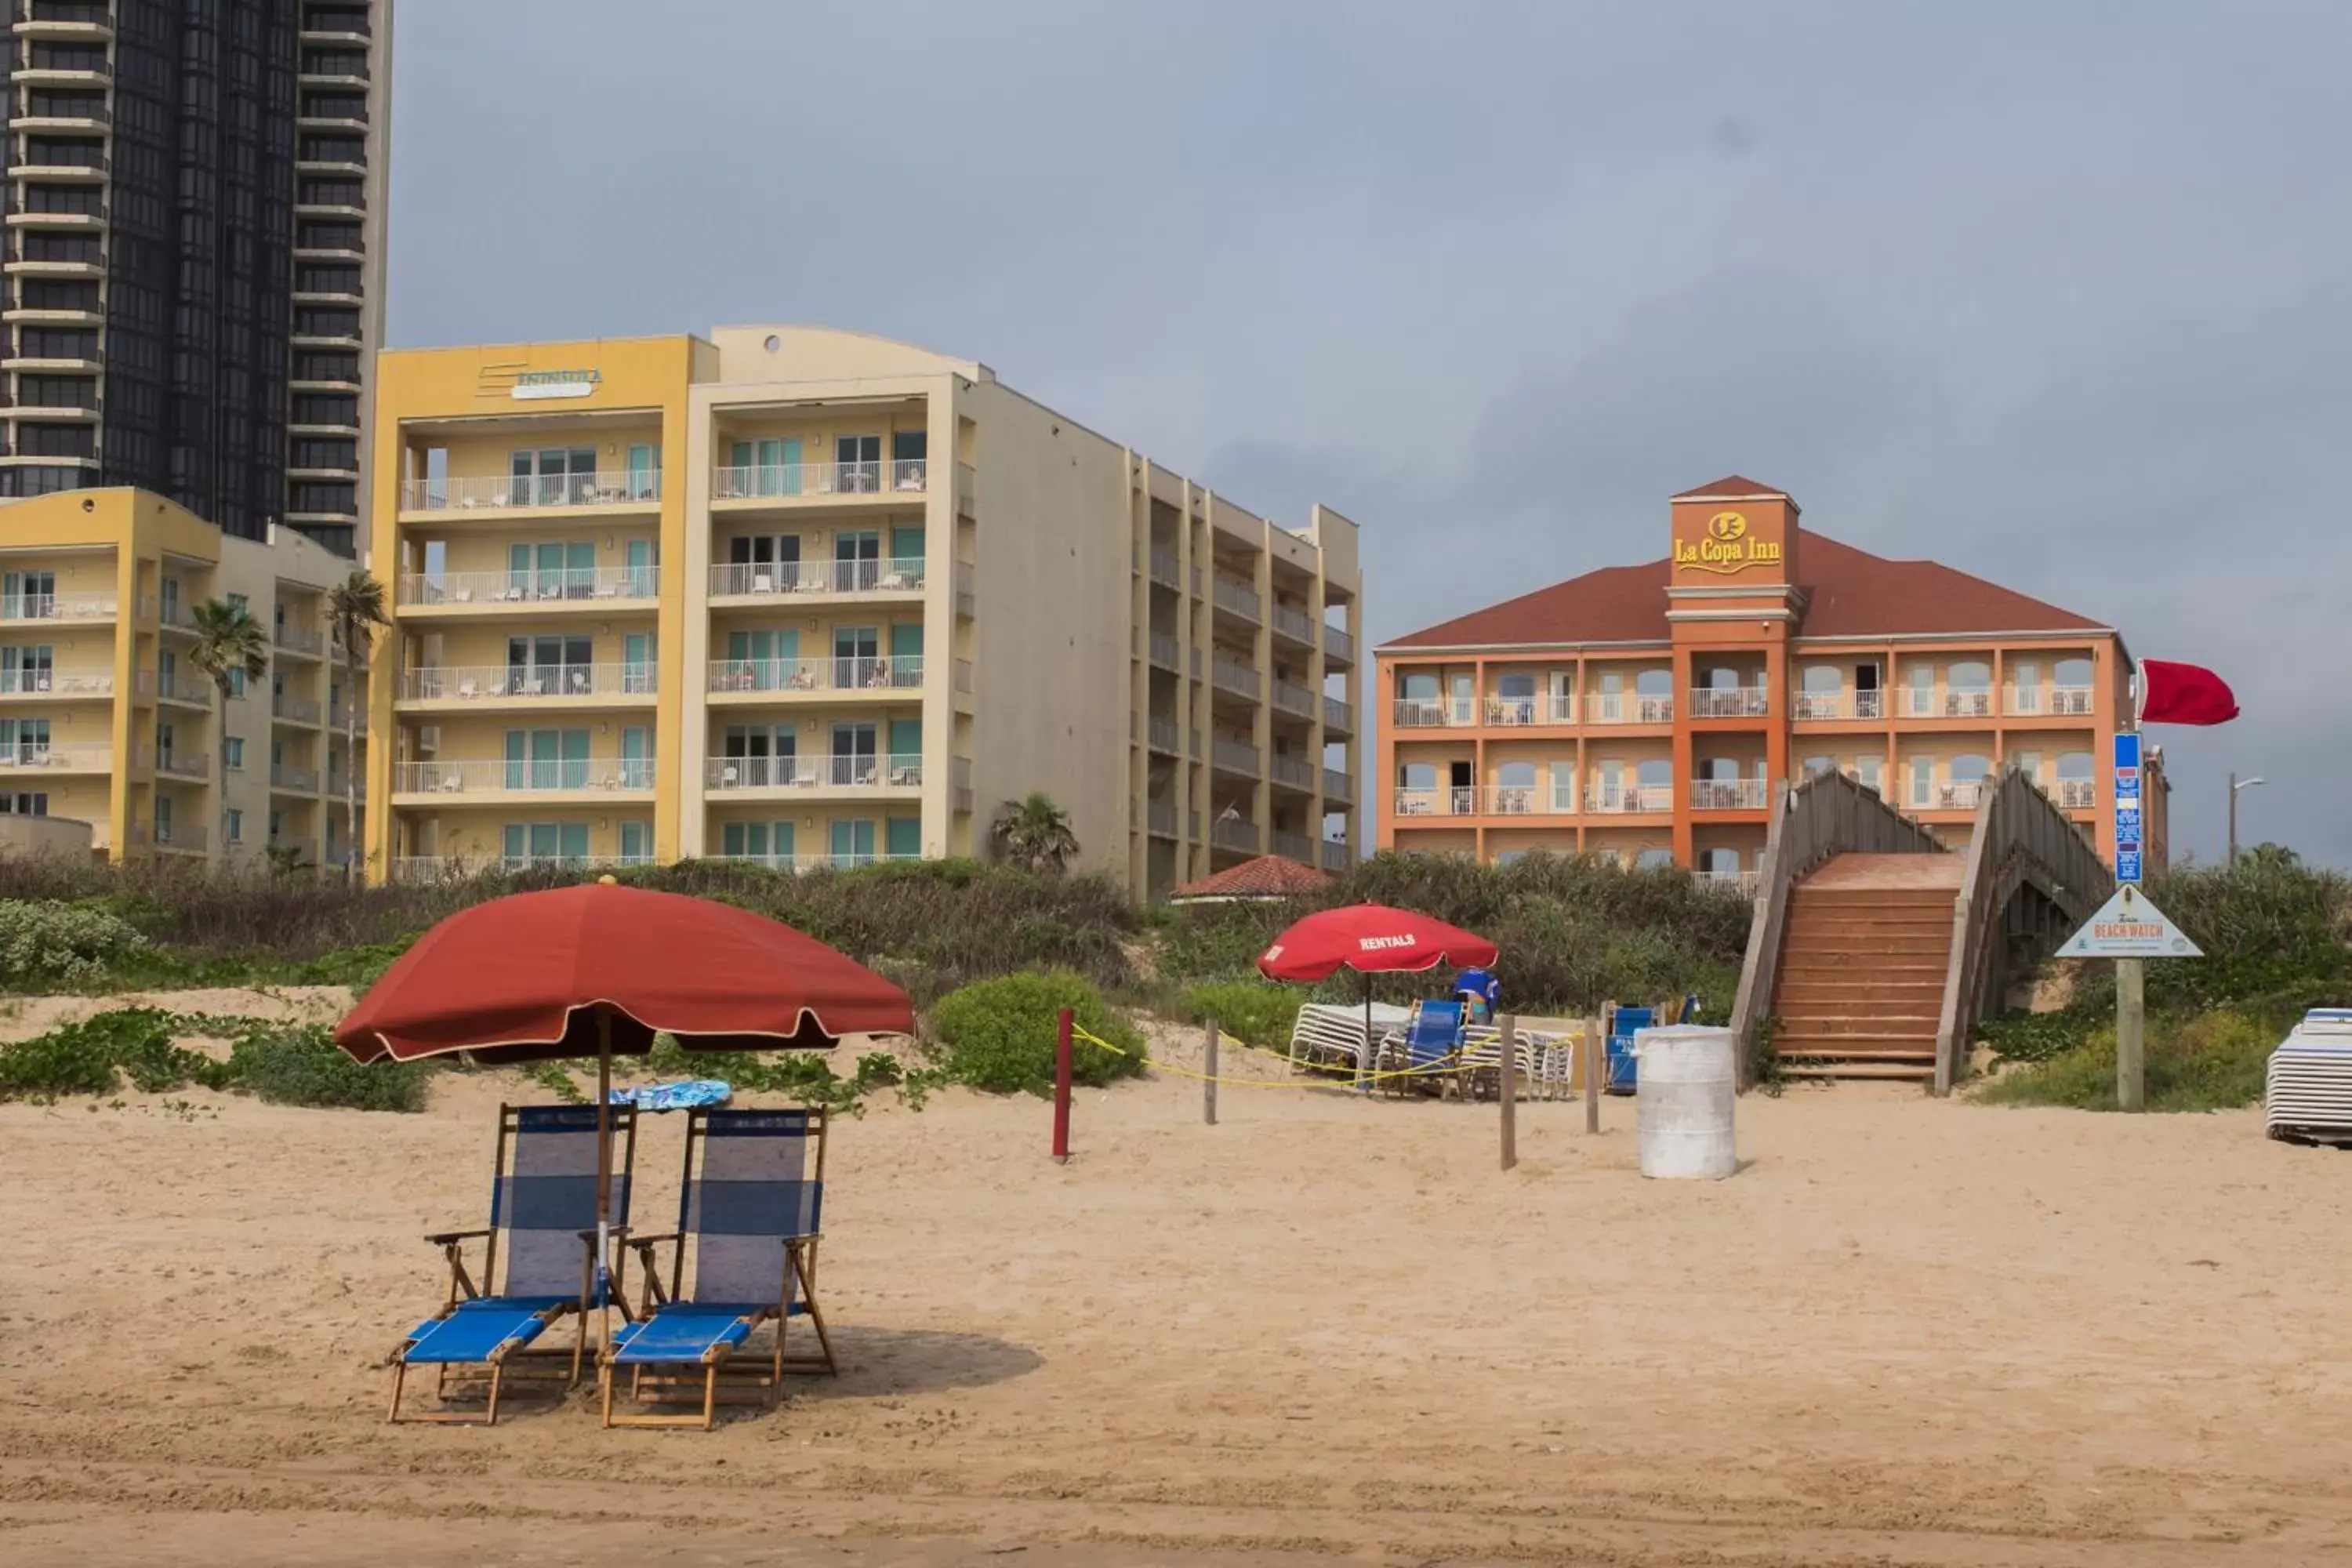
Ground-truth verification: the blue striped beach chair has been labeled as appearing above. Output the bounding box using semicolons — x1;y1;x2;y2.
602;1106;836;1429
387;1103;637;1425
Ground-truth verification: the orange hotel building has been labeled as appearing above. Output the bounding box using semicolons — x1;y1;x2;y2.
1374;477;2167;883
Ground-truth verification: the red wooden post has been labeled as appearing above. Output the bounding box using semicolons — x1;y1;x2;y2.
1051;1006;1074;1163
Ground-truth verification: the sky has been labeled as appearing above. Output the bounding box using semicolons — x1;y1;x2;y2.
385;1;2351;866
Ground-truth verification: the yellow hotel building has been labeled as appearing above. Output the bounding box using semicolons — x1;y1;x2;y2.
0;488;368;866
366;327;1362;896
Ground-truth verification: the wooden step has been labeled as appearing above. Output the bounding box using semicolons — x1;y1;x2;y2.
1793;890;1958;909
1785;912;1953;931
1781;938;1953;956
1780;1061;1936;1081
1776;984;1945;1009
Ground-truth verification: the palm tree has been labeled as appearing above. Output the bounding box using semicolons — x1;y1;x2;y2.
185;598;268;860
989;792;1080;874
326;569;387;883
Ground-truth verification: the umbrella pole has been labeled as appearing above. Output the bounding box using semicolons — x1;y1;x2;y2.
595;1010;613;1352
1359;971;1372;1094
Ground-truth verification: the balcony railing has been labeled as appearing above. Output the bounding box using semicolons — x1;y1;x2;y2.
1147;633;1179;671
1269;753;1314;789
405;568;661;607
2051;686;2094;716
0;669;107;695
154;749;209;779
2056;779;2096;808
713;459;926;500
1690;778;1770;810
1210;576;1261;622
272;692;323;723
399;663;659;702
1944;691;1996;719
1482;784;1570;816
1323;697;1353;731
157;672;212;705
1794;691;1884;720
1700;869;1761;895
2005;686;2041;716
0;743;107;771
706;558;923;597
1323;768;1352;800
1586;783;1675;814
273;623;325;655
1;590;114;620
1147;718;1180;753
1936;780;1989;811
1584;694;1675;724
709;851;920;874
1147;549;1180;589
1392;697;1466;728
270;765;318;791
702;753;920;791
390;855;659;884
151;822;208;853
1320;839;1352;871
1393;787;1473;818
1689;687;1769;719
1210;739;1259;777
1324;626;1355;662
397;758;659;796
705;655;922;695
1147;801;1178;837
399;472;662;511
1271;829;1314;862
1272;678;1314;717
1272;604;1316;644
1211;816;1261;852
1210;655;1259;699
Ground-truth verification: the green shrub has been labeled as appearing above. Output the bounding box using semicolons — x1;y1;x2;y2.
227;1023;428;1112
0;1008;218;1100
1976;1011;2103;1064
0;899;147;989
2140;852;2352;1014
289;937;417;989
1973;1007;2274;1112
1182;981;1301;1051
930;970;1145;1095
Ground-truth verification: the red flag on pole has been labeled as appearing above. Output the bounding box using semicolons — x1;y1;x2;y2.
2138;659;2239;725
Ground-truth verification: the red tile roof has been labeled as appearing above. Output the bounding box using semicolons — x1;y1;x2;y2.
1671;475;1788;499
1171;854;1332;902
1382;533;2108;650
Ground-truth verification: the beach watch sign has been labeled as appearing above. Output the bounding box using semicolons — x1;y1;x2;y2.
2112;731;2143;884
2058;882;2201;960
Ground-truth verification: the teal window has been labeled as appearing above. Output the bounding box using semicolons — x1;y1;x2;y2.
829;818;876;868
885;816;920;858
502;821;590;865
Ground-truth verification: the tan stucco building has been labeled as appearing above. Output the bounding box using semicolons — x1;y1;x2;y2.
366;327;1361;897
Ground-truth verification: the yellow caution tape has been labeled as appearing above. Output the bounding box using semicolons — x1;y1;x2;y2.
1067;1022;1538;1092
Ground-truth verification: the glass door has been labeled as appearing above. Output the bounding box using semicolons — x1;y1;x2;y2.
887;717;921;784
833;626;879;689
624;537;656;597
888;523;925;584
619;820;652;862
834;529;880;592
829;818;876;867
887;622;923;686
622;631;652;694
620;725;652;789
626;443;659;501
891;429;927;490
885;815;920;858
830;722;876;786
835;434;880;494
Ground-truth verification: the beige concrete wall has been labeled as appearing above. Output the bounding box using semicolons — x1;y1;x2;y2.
0;811;93;860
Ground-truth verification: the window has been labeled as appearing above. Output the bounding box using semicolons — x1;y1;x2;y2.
720;820;793;863
835;434;882;492
17;424;94;458
1951;753;1990;782
501;822;590;866
1804;755;1836;776
504;729;590;790
510;447;598;506
891;430;927;488
1908;755;1933;808
0;792;49;816
19;327;98;360
2056;752;2094;782
1946;661;1993;717
619;820;652;862
1855;753;1882;792
226;808;244;844
223;737;245;771
1635;848;1675;870
23;183;102;216
829;818;878;867
0;717;52;762
293;305;361;337
227;593;249;614
268;810;283;840
19;375;97;409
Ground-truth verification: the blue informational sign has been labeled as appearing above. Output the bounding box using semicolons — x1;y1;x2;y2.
2112;731;2143;884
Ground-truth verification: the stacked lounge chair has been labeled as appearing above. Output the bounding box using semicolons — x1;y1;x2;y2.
2266;1008;2352;1146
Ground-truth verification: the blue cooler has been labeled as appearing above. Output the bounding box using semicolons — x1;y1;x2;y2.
1606;1006;1653;1096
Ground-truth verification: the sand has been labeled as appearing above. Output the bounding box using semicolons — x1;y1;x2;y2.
4;1007;2352;1566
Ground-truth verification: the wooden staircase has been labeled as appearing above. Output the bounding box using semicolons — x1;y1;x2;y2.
1772;855;1963;1082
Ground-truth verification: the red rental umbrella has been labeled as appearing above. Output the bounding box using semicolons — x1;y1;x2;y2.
336;879;914;1299
1257;903;1498;1087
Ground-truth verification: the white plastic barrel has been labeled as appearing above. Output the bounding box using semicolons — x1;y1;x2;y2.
1633;1025;1737;1180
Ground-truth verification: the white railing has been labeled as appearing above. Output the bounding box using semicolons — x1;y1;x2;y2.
398;662;659;701
1392;698;1461;728
1794;691;1883;720
401;567;659;607
1212;739;1260;775
710;851;922;873
2005;685;2042;716
705;655;921;695
706;557;924;597
1483;784;1570;816
0;745;110;771
273;692;323;723
1942;690;1996;719
1269;754;1314;789
1484;695;1538;726
1147;549;1180;589
395;758;658;796
1700;869;1761;895
711;459;926;500
1272;604;1316;644
157;673;212;704
2051;686;2094;716
155;749;209;779
0;590;115;621
1323;768;1352;799
2056;779;2096;808
1148;633;1179;670
1938;779;1989;810
1690;687;1769;718
1272;678;1314;716
1211;576;1260;621
400;472;662;511
1898;688;1940;718
1392;786;1477;818
1211;817;1261;852
1691;778;1770;810
1584;694;1675;724
1324;626;1355;662
1586;783;1675;813
702;753;920;790
390;854;657;883
1323;697;1354;731
1271;829;1314;862
1210;655;1260;699
0;669;109;695
270;766;318;791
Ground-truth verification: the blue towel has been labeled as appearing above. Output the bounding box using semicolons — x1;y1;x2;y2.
608;1080;731;1112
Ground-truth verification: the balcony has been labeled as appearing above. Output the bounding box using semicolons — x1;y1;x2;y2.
396;758;659;799
1210;654;1260;700
0;588;113;621
706;851;920;875
272;692;323;724
270;765;318;793
1146;633;1179;672
1320;839;1352;872
1272;604;1316;645
150;822;208;855
1690;778;1770;810
1394;786;1474;818
398;662;659;704
1211;816;1261;853
154;749;209;780
702;753;920;793
1392;697;1468;729
1146;801;1177;837
712;459;926;502
1794;690;1884;721
1272;677;1314;717
1211;739;1259;777
705;655;921;698
1484;783;1570;816
1271;829;1314;862
1586;783;1675;814
156;672;212;706
1146;549;1180;590
707;557;922;599
1935;780;1988;811
1584;694;1675;724
2056;779;2096;809
1324;626;1355;664
1322;768;1352;800
0;743;107;772
399;472;661;514
1689;687;1769;719
1322;697;1354;733
2050;686;2094;717
1147;717;1180;754
274;623;325;656
1700;869;1761;896
401;567;661;611
1210;576;1260;622
0;668;107;696
1269;753;1314;790
390;855;659;884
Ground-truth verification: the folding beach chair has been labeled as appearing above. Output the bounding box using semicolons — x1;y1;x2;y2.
602;1106;835;1429
387;1103;638;1425
1374;999;1465;1097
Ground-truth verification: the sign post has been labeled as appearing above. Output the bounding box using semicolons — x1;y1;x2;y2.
2111;731;2144;1111
2059;881;2201;1111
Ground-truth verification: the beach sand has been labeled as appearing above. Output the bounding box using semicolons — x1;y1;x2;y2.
4;1007;2351;1566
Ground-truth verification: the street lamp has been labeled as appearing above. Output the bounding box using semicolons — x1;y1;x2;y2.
2228;773;2265;863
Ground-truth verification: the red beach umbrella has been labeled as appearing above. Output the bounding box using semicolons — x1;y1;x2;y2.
1257;903;1498;1085
336;879;913;1294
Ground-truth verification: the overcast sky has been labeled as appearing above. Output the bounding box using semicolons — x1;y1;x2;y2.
387;1;2349;866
